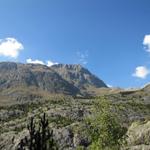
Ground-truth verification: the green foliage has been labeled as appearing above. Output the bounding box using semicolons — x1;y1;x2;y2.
86;97;127;150
17;113;58;150
49;115;74;128
77;146;85;150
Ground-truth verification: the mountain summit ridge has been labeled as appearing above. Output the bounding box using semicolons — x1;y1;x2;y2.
0;62;107;97
51;63;107;92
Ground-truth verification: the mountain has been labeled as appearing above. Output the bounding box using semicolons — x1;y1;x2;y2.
0;62;150;150
0;62;107;105
0;62;80;95
51;64;107;95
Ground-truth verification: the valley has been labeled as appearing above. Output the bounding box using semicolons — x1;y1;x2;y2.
0;62;150;150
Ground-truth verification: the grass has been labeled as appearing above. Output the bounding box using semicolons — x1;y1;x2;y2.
49;115;74;128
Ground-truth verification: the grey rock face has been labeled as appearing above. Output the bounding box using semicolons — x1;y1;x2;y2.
0;62;107;97
51;64;107;90
0;62;80;95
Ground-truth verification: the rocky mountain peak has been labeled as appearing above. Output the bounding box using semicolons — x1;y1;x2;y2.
0;62;107;97
0;62;18;71
51;64;108;91
52;64;83;70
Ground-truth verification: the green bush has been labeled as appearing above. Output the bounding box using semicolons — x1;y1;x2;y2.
86;97;127;150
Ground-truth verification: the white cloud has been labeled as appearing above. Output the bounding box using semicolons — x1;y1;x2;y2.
132;66;149;79
107;84;113;88
26;58;58;66
47;60;58;67
132;35;150;80
143;34;150;52
77;50;88;65
26;58;45;65
0;38;23;58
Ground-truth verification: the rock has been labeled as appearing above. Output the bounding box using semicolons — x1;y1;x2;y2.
127;121;150;149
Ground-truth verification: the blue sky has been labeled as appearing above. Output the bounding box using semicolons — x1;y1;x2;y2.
0;0;150;88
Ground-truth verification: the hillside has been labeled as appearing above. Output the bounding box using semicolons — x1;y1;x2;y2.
0;62;150;149
0;62;79;95
51;64;107;95
0;86;150;149
0;62;107;106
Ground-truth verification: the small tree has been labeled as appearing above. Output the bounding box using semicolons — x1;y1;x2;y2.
86;97;127;150
17;113;58;150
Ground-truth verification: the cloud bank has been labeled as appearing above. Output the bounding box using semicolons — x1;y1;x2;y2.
132;66;149;79
77;50;88;65
47;60;58;67
26;58;58;67
107;84;113;88
143;34;150;52
132;35;150;79
0;38;23;58
26;58;45;65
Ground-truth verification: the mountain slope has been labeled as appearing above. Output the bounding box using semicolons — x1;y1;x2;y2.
0;85;150;149
51;64;107;95
0;62;150;149
0;62;108;105
0;62;80;96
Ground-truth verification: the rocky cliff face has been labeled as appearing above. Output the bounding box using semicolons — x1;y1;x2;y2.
0;62;107;98
0;62;80;96
51;64;107;95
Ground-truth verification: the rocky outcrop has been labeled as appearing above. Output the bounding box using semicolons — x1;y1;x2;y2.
0;62;107;99
51;64;107;90
126;121;150;150
0;62;80;96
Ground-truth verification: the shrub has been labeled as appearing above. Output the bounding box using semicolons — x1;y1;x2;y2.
86;97;127;150
17;113;58;150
